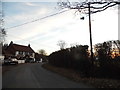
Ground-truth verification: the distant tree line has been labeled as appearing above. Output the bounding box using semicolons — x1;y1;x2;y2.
48;40;120;79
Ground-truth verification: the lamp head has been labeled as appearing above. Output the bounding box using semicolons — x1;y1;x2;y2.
80;17;84;20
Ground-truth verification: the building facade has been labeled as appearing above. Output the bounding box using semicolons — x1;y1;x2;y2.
3;41;35;60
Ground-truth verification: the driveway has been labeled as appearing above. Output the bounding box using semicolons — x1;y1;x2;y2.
2;63;93;88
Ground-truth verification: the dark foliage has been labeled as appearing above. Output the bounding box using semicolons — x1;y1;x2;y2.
94;40;120;79
48;45;91;77
48;40;120;79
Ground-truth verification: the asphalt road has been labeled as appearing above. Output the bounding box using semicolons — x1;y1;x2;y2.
2;63;93;88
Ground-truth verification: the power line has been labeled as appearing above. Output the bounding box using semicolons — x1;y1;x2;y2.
5;9;70;30
5;9;70;49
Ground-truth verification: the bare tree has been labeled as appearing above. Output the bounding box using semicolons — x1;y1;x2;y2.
58;0;120;12
57;40;67;50
38;49;47;55
0;0;6;44
0;28;6;43
70;42;80;47
57;0;120;65
0;0;6;56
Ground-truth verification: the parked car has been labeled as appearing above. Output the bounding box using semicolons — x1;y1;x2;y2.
4;58;18;65
11;58;18;64
4;59;11;65
25;58;35;63
36;60;41;63
29;58;35;63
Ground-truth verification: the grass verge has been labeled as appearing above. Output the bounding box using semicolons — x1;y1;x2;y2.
42;63;120;88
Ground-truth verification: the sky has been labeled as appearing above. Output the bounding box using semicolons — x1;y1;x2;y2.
2;0;118;55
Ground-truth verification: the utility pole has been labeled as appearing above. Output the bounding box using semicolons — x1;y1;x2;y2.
58;0;120;65
88;3;94;65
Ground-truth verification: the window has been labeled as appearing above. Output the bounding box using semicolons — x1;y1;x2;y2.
30;53;32;56
15;51;19;56
19;51;23;55
23;52;25;56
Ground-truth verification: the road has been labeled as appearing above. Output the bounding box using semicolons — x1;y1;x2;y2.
2;63;93;88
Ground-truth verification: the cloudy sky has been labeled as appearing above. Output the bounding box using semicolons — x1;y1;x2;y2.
3;0;118;55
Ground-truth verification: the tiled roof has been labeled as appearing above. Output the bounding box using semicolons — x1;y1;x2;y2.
2;50;12;55
12;44;35;53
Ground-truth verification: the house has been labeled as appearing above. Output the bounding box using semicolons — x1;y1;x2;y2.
0;55;4;64
35;53;48;62
3;41;35;61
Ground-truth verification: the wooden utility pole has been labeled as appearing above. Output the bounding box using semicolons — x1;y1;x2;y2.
58;0;120;65
88;3;94;65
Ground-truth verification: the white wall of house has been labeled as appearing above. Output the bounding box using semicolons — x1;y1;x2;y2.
15;51;19;56
0;56;4;60
15;51;35;61
23;52;25;56
18;60;25;64
0;55;4;64
32;53;35;58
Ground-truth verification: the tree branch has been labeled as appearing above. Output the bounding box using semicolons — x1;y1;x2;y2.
91;3;117;13
90;2;112;9
58;0;120;15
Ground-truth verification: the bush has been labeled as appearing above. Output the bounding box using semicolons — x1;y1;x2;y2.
48;45;91;76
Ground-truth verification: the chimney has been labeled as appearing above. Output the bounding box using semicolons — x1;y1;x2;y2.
10;41;13;45
28;44;30;47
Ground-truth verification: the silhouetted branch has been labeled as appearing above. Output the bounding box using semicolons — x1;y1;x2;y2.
91;3;117;13
57;40;67;50
58;0;120;14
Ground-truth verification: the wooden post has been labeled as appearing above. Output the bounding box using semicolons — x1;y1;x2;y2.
88;3;94;65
